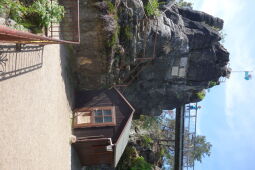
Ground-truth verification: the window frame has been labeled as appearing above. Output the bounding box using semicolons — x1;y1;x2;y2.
73;106;116;128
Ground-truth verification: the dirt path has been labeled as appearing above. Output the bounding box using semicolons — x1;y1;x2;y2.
0;44;80;170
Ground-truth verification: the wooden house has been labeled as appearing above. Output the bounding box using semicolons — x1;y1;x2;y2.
72;87;135;167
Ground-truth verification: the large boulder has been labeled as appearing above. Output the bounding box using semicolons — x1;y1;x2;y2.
122;4;230;116
73;0;230;116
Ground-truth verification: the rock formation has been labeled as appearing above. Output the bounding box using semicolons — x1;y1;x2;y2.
73;0;230;116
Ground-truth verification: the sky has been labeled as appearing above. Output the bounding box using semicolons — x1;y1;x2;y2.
182;0;255;169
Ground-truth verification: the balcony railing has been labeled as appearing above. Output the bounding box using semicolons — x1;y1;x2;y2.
0;44;44;81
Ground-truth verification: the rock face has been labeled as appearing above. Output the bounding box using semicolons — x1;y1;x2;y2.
120;1;230;116
73;0;230;116
73;0;118;89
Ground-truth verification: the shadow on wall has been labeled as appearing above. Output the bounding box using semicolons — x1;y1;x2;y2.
59;44;76;110
0;44;44;81
71;146;82;170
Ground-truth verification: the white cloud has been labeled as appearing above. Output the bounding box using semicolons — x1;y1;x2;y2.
185;0;245;20
194;0;255;128
192;1;255;169
224;32;255;128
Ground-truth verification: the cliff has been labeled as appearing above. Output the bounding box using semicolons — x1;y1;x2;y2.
72;0;230;116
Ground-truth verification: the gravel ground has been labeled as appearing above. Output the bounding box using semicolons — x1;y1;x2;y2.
0;44;81;170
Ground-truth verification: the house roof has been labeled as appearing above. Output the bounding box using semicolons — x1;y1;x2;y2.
113;87;135;167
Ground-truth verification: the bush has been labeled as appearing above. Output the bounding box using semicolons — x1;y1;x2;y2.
25;0;64;33
208;81;217;87
116;146;137;170
141;135;153;148
0;0;64;33
106;0;116;15
32;0;64;27
145;0;160;17
131;157;152;170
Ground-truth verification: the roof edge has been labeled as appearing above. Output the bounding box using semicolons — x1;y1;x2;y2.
112;87;135;115
112;87;135;167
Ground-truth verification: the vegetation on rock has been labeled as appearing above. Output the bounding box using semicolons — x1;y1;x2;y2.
196;90;206;100
124;25;133;40
145;0;160;17
208;81;217;87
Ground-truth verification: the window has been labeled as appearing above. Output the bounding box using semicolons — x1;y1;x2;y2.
94;109;113;123
73;106;116;128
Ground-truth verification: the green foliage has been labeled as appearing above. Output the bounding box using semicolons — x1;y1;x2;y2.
131;157;152;170
189;135;212;163
117;146;152;170
0;0;64;33
105;0;120;48
130;114;212;168
0;0;25;22
159;148;165;156
196;90;206;100
116;146;137;170
106;0;116;15
140;115;156;127
124;26;133;40
209;25;227;43
133;115;160;129
32;0;64;27
107;24;120;48
176;0;193;8
107;32;117;48
24;0;64;33
9;1;27;23
208;81;217;87
0;0;7;14
145;0;160;17
210;25;220;31
141;135;153;148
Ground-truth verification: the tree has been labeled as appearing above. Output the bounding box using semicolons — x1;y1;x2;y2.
129;114;212;168
175;0;193;8
190;135;212;163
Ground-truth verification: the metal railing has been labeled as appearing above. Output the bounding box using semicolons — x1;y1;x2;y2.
0;44;44;81
173;103;198;170
49;0;80;43
115;18;159;89
183;103;198;170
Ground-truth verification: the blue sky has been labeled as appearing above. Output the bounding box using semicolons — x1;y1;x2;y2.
184;0;255;170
